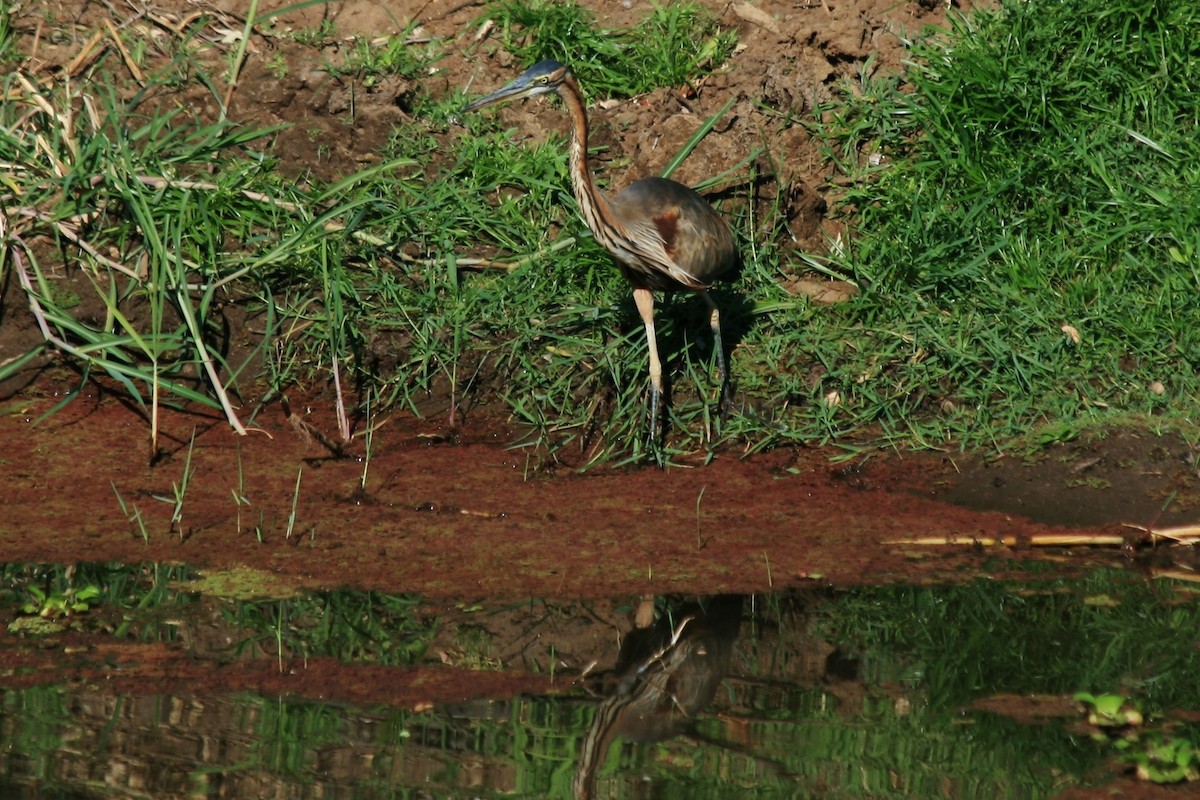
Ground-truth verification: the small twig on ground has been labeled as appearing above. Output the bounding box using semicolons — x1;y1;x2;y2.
1149;569;1200;584
332;352;351;442
102;18;147;86
885;534;1128;547
280;394;346;456
63;30;106;77
221;0;261;118
1122;522;1200;543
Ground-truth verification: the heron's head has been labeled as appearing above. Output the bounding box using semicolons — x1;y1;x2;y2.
462;60;570;114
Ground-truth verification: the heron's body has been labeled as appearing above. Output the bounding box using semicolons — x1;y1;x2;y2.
604;177;738;292
464;61;739;443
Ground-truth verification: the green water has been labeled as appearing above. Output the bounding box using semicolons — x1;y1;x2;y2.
2;563;1198;798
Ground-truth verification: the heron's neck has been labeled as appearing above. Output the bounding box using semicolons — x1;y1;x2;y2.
558;76;614;235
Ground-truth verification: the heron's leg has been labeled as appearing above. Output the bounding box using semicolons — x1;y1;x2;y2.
633;287;663;445
701;292;733;419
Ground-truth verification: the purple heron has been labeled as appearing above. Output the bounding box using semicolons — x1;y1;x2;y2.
463;60;740;443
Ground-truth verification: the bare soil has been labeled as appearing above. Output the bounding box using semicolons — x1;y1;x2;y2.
3;3;1200;796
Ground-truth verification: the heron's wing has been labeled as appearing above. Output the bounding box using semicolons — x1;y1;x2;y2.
610;178;738;289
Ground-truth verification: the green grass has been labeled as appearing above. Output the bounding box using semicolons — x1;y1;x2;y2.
3;0;1198;462
800;0;1200;450
486;0;737;97
0;71;284;434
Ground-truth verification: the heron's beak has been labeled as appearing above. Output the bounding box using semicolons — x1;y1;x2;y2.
461;78;539;114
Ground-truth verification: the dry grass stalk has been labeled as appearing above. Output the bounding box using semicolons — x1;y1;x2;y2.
884;534;1128;547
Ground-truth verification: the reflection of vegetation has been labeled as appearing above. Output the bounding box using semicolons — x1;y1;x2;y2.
183;565;303;600
1076;693;1200;784
787;569;1200;792
2;686;68;762
7;579;101;636
0;563;436;666
720;603;1093;798
817;569;1200;711
1076;691;1143;728
1125;731;1200;784
222;589;434;666
3;569;1199;795
19;583;100;618
679;697;1089;799
1;563;194;638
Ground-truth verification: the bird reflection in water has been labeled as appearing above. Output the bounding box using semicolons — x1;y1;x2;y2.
572;595;742;799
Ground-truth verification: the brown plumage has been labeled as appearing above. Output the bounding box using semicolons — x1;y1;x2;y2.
463;60;740;442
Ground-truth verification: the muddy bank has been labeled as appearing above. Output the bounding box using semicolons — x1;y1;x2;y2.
4;389;1196;602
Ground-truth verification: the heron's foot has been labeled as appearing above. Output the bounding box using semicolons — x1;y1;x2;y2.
708;339;736;433
643;383;665;461
701;363;739;441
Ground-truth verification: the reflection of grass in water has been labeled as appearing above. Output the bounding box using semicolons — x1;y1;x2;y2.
2;568;1190;796
0;562;436;667
222;589;433;666
816;568;1200;712
1;562;195;639
1;674;1086;798
720;570;1200;795
4;567;1198;795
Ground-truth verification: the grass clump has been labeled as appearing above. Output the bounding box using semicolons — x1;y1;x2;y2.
485;0;737;97
800;0;1200;449
0;65;283;437
0;18;423;453
338;21;444;94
